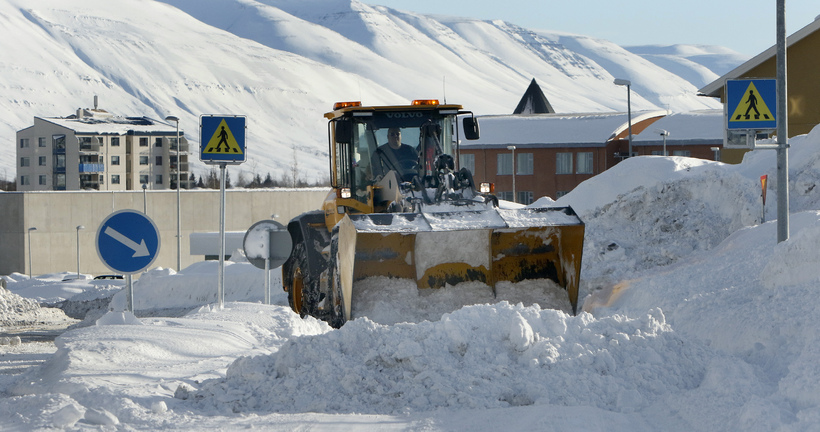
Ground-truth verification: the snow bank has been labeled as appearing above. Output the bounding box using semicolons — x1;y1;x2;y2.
193;304;707;415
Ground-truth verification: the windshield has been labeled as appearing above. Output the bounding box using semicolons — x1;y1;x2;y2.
349;111;455;186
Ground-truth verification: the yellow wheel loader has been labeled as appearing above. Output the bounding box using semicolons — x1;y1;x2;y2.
282;100;584;327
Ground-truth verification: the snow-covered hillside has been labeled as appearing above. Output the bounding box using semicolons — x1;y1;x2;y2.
1;0;742;183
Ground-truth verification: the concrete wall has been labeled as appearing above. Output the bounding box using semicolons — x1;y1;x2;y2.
0;188;329;277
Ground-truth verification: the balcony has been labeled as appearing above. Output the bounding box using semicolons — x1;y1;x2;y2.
79;163;105;173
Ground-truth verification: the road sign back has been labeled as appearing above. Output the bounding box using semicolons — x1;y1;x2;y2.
727;79;777;130
200;115;246;164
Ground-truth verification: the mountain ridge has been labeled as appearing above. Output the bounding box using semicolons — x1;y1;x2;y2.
1;0;746;182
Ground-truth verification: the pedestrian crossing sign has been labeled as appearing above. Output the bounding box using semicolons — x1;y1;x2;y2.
726;79;777;130
200;115;246;164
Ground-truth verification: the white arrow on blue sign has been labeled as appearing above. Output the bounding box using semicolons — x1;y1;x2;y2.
96;210;161;274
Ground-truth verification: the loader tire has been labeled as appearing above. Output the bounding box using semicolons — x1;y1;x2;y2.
326;235;346;329
286;242;308;317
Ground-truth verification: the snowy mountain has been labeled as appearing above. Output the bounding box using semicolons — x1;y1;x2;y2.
0;0;745;182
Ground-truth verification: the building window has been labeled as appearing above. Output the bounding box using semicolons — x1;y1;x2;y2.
673;150;691;157
39;156;46;166
39;175;47;186
53;135;66;149
20;157;30;167
55;154;66;168
460;154;475;174
140;156;149;165
556;153;573;174
576;152;593;174
155;174;163;185
55;173;66;188
517;191;534;205
155;156;163;166
20;175;30;186
556;190;569;198
111;174;120;184
497;153;513;175
79;137;93;149
140;175;149;184
155;138;163;147
38;137;46;147
111;137;120;146
139;137;148;147
111;155;120;165
516;153;534;175
19;138;30;148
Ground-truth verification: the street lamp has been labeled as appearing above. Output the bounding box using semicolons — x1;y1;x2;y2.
27;227;36;279
614;78;633;158
165;115;182;272
76;225;85;279
507;145;516;203
656;129;670;156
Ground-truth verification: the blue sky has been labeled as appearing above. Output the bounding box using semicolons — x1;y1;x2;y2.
365;0;817;58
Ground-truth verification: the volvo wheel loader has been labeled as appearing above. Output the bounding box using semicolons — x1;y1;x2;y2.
282;100;584;328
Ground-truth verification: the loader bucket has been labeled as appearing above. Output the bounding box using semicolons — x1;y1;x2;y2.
333;207;584;321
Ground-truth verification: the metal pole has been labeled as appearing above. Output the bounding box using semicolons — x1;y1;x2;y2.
507;145;516;202
776;0;789;243
126;274;134;313
76;225;84;279
142;183;147;214
27;227;36;279
176;121;181;272
627;84;633;157
218;163;227;309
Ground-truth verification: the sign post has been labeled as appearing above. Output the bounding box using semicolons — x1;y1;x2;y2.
243;220;292;304
96;210;161;313
200;115;247;309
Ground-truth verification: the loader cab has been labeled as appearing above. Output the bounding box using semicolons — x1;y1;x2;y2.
327;100;478;208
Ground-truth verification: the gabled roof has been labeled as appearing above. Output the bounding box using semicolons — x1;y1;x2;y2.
699;16;820;97
513;78;555;114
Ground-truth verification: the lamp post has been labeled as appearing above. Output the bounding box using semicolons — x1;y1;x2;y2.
656;129;669;156
27;227;36;279
142;183;147;213
76;225;85;279
165;115;182;272
507;145;516;203
614;78;633;158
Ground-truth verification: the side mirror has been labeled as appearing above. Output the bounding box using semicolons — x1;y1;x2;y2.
463;116;480;140
334;119;352;144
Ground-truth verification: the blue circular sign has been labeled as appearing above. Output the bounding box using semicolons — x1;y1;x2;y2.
96;210;161;274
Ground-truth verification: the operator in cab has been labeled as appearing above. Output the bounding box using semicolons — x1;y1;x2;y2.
373;127;418;180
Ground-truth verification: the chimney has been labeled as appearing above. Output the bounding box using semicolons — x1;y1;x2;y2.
94;95;98;110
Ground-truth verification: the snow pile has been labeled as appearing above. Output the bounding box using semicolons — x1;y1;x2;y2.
195;304;707;415
0;275;75;328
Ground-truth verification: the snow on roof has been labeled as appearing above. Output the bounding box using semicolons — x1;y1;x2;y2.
461;111;666;148
632;109;724;144
37;115;178;135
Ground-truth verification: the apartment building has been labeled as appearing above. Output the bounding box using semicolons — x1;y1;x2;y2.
16;106;190;191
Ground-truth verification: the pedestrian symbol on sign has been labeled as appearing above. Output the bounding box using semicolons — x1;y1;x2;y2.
729;82;775;124
203;120;243;154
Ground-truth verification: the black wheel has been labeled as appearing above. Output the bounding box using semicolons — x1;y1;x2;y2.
326;235;347;329
284;242;308;317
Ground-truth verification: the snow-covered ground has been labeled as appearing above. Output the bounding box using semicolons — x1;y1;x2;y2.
4;126;820;430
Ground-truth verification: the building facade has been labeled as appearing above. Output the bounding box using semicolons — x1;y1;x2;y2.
16;108;190;191
458;110;725;201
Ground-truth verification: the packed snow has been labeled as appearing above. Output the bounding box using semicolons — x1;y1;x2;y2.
3;124;820;430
